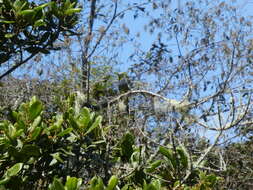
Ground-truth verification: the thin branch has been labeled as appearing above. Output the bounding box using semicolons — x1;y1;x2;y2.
196;131;222;166
0;22;62;80
81;0;97;98
109;89;224;109
182;131;222;183
87;0;118;59
0;53;37;80
87;2;150;59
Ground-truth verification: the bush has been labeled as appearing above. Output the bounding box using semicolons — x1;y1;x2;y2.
0;95;219;190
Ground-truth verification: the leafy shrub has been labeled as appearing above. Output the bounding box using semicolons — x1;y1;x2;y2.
0;96;220;189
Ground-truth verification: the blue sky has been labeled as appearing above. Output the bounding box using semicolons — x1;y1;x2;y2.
113;0;253;72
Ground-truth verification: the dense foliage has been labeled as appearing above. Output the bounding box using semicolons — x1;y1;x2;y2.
0;0;81;79
0;96;219;189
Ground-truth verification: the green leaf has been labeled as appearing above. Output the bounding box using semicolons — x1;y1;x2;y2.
177;145;189;170
50;114;64;131
63;0;71;10
205;174;218;186
58;148;75;156
121;185;130;190
57;128;73;137
19;9;35;16
29;97;43;121
4;33;15;38
68;115;79;130
120;132;135;162
0;177;10;185
30;116;42;130
146;160;162;173
159;146;173;161
159;146;177;169
144;184;157;190
52;178;65;190
50;152;64;165
65;176;81;190
34;19;46;28
150;180;161;190
76;108;91;129
84;116;102;136
8;146;21;160
13;129;24;139
90;176;104;190
64;8;82;15
7;124;16;140
0;20;15;24
106;175;118;190
6;163;23;177
34;2;51;11
13;0;25;12
30;127;42;141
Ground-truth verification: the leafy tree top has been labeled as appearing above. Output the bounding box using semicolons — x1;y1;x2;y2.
0;0;81;79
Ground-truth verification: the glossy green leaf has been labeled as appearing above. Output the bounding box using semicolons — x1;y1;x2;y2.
159;146;173;161
29;97;43;121
65;176;81;190
34;19;46;28
144;183;157;190
159;146;177;169
150;180;161;190
52;114;64;130
57;128;73;137
64;8;82;15
7;124;16;140
13;129;24;139
146;160;162;173
19;9;35;16
68;115;79;130
76;107;91;129
34;2;51;11
30;116;42;129
84;116;102;136
30;127;42;141
106;175;118;190
6;163;23;177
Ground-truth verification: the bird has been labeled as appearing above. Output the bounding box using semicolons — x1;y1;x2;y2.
117;72;131;93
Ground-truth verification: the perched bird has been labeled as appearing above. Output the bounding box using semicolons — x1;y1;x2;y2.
117;72;132;114
117;72;131;93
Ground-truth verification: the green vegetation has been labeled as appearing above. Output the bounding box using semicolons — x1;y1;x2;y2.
0;96;219;189
0;0;81;79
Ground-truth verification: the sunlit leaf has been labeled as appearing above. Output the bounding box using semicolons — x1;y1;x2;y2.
6;163;23;177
